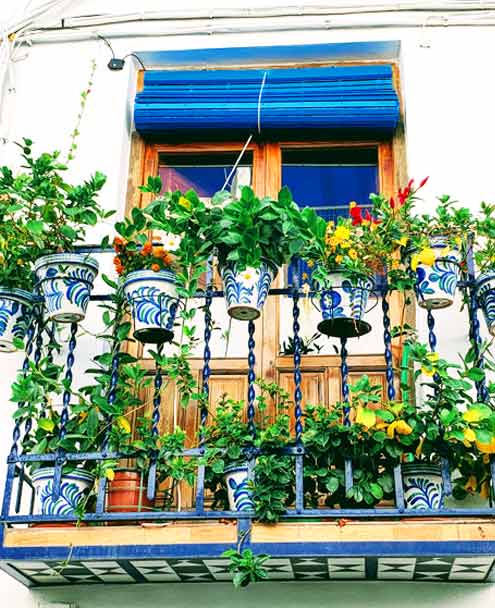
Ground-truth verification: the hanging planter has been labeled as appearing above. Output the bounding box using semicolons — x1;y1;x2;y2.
414;238;460;310
224;463;254;512
34;254;99;323
0;288;35;352
31;467;95;517
317;272;374;338
123;269;180;344
401;463;443;510
220;262;276;321
475;272;495;336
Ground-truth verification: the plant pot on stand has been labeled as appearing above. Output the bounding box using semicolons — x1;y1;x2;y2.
220;262;276;321
224;463;254;512
414;238;460;310
34;253;99;323
317;271;374;338
401;463;444;510
123;270;180;344
106;469;153;515
0;288;35;352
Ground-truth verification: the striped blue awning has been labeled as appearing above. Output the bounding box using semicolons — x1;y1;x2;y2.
134;65;400;137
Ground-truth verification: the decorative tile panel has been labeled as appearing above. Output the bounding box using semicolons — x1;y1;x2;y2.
4;556;494;586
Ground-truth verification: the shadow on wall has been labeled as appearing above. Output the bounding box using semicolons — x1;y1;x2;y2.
33;580;494;608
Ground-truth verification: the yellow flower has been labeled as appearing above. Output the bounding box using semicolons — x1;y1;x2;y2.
387;419;413;438
349;201;357;209
392;260;400;270
340;240;351;249
307;260;315;268
335;255;343;264
178;196;192;210
334;226;351;242
463;428;476;443
348;249;358;260
395;236;408;247
455;236;462;247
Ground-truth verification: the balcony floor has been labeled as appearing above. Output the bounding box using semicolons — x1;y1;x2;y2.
2;519;495;586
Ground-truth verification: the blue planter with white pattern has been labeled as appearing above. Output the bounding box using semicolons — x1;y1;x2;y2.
31;467;95;517
224;463;254;512
123;270;179;344
475;272;495;336
220;262;276;321
0;288;35;352
401;463;443;510
34;253;99;323
415;238;460;310
317;271;374;338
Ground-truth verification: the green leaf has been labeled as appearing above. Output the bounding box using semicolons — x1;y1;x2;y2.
26;219;44;235
38;418;55;432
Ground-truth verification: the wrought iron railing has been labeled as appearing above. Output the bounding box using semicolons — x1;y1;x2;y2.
2;243;495;527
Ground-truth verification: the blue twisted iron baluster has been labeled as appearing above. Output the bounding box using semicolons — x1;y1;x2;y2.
10;311;38;516
51;322;78;501
292;289;303;442
426;309;437;352
381;290;396;401
147;344;163;502
247;319;256;438
340;336;353;491
96;324;121;514
465;238;489;401
195;287;212;514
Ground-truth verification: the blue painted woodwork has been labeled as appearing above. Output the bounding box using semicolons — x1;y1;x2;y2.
134;65;400;136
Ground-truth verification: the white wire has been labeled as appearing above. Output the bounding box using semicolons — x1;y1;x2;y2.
257;71;268;135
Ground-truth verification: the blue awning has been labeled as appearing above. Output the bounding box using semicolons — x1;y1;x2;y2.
134;65;400;137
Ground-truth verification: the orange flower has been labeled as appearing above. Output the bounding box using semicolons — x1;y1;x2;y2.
141;241;153;256
113;236;125;252
113;256;124;275
151;263;160;272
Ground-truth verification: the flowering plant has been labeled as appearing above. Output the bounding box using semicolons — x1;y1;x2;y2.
300;204;383;285
474;201;495;273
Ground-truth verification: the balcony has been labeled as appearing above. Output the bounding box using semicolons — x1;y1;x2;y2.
1;248;495;588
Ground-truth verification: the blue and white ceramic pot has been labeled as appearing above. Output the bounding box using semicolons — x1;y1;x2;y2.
34;253;99;323
0;288;35;352
475;272;495;336
317;271;374;338
220;262;276;321
31;467;95;517
401;463;443;510
223;463;254;512
414;238;460;310
123;269;179;344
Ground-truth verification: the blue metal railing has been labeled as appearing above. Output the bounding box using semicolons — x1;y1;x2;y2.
1;244;495;528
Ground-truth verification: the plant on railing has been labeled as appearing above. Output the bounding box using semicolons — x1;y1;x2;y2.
473;202;495;336
222;548;270;588
303;376;396;508
207;186;309;320
203;381;294;521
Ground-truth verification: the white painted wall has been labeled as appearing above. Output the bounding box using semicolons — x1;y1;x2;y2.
1;1;495;605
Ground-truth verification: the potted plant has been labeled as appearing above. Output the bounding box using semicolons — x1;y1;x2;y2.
207;186;308;321
300;205;383;338
0;186;36;351
393;342;495;510
204;381;293;517
0;140;109;323
10;357;101;520
112;179;213;343
474;202;495;335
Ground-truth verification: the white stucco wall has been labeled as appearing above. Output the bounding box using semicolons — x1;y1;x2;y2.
1;1;495;605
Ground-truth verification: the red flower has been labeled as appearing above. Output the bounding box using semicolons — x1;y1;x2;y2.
419;176;429;188
350;205;363;225
407;178;414;190
389;196;395;209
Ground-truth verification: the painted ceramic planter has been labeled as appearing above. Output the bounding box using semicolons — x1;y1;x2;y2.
476;272;495;336
317;272;374;338
34;253;99;323
220;262;276;321
123;270;179;344
0;288;34;352
31;467;95;517
224;463;254;512
401;463;444;510
414;239;460;310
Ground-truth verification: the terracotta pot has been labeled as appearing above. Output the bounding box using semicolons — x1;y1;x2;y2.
106;469;153;514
